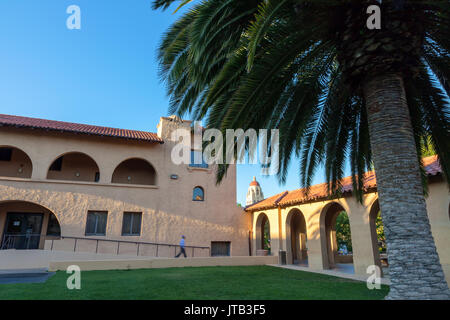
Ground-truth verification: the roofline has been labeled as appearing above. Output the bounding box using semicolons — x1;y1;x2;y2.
244;157;442;212
0;114;164;144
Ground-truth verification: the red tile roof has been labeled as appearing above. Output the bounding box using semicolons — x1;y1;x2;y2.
245;155;442;211
0;114;163;144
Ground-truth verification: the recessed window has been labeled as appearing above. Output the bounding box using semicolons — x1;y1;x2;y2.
85;211;108;236
0;148;12;161
122;212;142;236
193;186;204;201
211;241;231;256
189;150;208;168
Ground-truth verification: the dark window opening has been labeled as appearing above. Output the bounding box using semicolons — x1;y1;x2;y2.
0;148;13;161
49;156;63;171
85;211;108;236
121;212;142;236
211;241;231;256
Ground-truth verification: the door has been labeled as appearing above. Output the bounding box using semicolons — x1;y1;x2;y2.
2;213;43;249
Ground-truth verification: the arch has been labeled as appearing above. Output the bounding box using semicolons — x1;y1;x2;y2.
47;152;100;182
0;146;33;179
0;200;61;250
369;199;387;275
193;186;204;201
111;158;157;186
320;202;354;271
255;213;271;254
285;208;308;265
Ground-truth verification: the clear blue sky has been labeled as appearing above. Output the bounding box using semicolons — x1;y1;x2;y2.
0;0;330;205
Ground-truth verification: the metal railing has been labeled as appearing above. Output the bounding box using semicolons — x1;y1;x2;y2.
0;234;42;250
47;236;210;258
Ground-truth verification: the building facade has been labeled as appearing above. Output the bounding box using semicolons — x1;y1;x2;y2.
0;114;251;257
245;156;450;286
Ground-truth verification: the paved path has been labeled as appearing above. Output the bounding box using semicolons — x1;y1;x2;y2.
268;264;391;285
0;268;55;284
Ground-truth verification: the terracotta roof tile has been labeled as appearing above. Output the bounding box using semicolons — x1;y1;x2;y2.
245;155;442;211
0;114;163;144
244;191;288;211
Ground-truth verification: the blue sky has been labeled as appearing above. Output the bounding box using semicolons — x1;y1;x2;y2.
0;0;329;205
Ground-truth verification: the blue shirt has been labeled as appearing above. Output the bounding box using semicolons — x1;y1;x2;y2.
180;238;185;248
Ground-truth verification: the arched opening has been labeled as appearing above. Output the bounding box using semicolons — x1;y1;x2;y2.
112;158;156;186
320;202;354;273
255;213;271;255
369;199;388;276
0;201;61;250
193;186;204;201
47;152;100;182
286;208;308;266
0;146;32;179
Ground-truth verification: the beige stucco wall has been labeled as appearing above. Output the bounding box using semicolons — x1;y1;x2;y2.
426;181;450;285
251;184;450;285
48;255;278;272
0;118;251;256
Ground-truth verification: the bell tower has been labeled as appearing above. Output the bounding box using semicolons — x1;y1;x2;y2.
246;176;264;206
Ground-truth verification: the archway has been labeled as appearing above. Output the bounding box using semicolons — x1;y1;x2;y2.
255;213;271;255
112;158;157;186
369;199;388;276
0;201;61;250
47;152;100;182
0;146;32;179
320;202;354;272
285;208;308;265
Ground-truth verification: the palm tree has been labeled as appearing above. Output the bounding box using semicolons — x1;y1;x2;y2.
153;0;450;299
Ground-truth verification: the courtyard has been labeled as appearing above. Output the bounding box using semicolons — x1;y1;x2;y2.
0;265;389;300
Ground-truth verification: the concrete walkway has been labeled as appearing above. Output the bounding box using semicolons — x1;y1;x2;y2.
0;268;55;284
268;264;391;285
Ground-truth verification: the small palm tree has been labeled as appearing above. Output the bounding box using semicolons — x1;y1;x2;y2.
153;0;450;299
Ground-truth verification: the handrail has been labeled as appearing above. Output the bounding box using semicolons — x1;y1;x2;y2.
46;235;210;258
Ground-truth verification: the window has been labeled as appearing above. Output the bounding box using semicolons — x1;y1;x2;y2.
193;187;204;201
0;148;12;161
49;156;63;171
85;211;108;236
189;150;208;168
211;241;231;256
122;212;142;236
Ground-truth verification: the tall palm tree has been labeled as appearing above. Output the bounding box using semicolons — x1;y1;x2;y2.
153;0;450;299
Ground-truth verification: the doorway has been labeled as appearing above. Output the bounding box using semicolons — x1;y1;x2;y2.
1;213;43;249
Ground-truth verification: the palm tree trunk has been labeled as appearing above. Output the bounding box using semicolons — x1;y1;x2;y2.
363;73;450;300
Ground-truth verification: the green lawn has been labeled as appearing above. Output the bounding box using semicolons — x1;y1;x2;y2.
0;266;389;300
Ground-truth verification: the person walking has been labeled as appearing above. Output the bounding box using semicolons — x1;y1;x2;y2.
175;235;187;258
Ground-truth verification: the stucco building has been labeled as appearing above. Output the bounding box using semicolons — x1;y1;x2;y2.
0;114;251;257
245;155;450;285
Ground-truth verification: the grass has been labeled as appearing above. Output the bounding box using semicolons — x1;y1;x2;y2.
0;265;389;300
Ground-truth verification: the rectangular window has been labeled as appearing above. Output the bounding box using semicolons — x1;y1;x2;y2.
122;212;142;236
0;148;12;161
189;150;208;168
85;211;108;236
211;241;231;257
